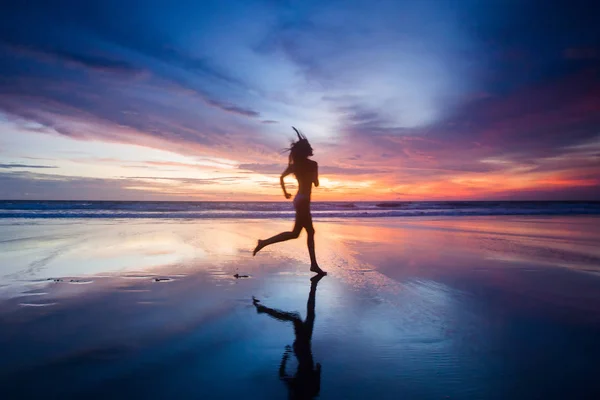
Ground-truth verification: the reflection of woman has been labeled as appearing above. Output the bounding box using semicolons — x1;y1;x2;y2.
252;274;325;399
253;127;326;275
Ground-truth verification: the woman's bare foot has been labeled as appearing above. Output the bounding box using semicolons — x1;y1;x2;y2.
310;264;327;275
253;240;264;256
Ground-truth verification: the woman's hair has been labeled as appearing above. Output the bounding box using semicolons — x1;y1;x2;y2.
288;127;313;166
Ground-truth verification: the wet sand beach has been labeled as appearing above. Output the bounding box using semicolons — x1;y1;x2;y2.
1;216;599;399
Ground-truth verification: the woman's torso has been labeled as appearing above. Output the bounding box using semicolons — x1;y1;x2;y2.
293;159;317;197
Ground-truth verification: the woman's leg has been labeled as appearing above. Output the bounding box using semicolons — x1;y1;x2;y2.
253;214;302;256
306;228;325;274
298;205;326;275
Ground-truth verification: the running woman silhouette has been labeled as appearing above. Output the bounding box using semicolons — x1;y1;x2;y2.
253;127;326;275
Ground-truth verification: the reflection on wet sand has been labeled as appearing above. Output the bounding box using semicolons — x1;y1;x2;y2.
0;217;599;398
2;217;599;301
253;274;325;399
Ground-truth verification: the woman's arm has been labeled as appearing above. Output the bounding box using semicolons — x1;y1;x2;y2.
280;165;293;199
313;163;319;187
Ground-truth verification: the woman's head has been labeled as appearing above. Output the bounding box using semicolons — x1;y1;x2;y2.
288;127;313;164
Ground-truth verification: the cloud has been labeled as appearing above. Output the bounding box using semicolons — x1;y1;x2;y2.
0;73;276;163
123;176;245;185
0;0;598;200
0;1;271;162
204;98;260;117
474;185;600;202
333;68;600;175
2;43;146;76
238;163;387;176
143;160;236;169
0;163;57;169
0;170;264;200
0;171;153;200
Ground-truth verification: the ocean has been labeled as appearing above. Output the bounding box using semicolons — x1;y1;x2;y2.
0;200;598;219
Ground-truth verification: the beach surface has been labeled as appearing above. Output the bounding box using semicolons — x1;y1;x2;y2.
1;216;600;399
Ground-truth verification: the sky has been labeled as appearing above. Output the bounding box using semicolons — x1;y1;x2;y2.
0;0;599;201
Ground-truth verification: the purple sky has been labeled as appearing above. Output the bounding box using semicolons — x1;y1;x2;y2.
0;0;598;200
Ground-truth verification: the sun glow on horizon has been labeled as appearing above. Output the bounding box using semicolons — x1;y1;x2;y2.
1;115;598;201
